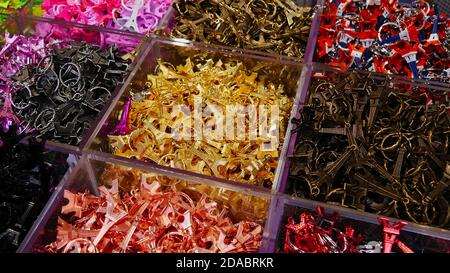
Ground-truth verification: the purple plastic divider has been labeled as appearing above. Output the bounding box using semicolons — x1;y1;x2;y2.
277;0;325;194
265;0;326;251
260;193;286;253
303;0;325;64
278;68;313;194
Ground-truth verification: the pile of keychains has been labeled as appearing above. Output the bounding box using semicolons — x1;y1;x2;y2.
288;71;450;229
1;36;131;145
39;0;173;33
107;57;293;188
40;174;263;253
0;14;133;252
282;206;450;253
1;0;449;254
10;42;131;145
170;0;313;58
1;34;53;144
316;0;450;82
284;206;365;253
0;125;68;252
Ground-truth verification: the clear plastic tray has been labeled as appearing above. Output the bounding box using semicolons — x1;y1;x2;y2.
279;63;450;231
1;16;147;154
160;0;321;62
4;1;450;252
83;37;305;192
270;196;450;253
18;149;450;253
18;151;273;253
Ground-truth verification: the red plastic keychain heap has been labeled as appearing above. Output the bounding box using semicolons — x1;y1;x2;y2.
284;207;415;253
316;0;450;82
42;177;264;253
284;207;364;253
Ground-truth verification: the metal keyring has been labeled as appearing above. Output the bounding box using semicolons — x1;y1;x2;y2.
59;62;81;88
62;78;86;101
36;69;60;93
33;108;56;131
399;106;428;132
36;55;53;74
377;22;401;44
84;86;111;107
378;132;404;152
89;86;111;97
9;85;32;110
63;238;98;253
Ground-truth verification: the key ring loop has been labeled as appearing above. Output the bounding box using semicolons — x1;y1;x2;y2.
377;22;401;44
379;132;403;152
112;0;145;32
121;0;135;12
36;55;53;75
59;62;81;88
63;238;98;253
33;108;56;131
36;69;60;93
9;85;32;110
